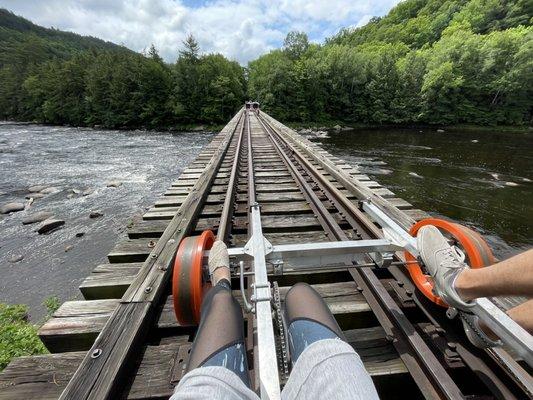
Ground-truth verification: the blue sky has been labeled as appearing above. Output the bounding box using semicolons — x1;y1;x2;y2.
0;0;402;64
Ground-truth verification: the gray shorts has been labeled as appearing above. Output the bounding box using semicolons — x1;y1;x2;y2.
170;338;379;400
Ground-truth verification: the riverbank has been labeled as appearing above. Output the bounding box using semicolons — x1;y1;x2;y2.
286;121;531;134
0;120;224;134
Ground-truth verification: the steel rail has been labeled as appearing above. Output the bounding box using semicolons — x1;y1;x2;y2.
217;112;246;242
255;113;466;400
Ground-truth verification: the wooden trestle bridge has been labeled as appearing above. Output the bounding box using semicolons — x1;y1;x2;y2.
0;109;531;399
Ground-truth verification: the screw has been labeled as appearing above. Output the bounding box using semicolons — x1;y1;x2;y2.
151;254;157;259
145;286;152;293
91;349;102;359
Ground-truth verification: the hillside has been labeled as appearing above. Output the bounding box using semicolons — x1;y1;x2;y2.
248;0;532;126
0;9;130;68
330;0;532;48
0;11;245;127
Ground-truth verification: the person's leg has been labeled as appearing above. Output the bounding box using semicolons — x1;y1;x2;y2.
284;282;345;363
184;279;250;385
455;249;533;301
281;282;379;400
417;226;533;348
171;240;258;400
478;299;533;340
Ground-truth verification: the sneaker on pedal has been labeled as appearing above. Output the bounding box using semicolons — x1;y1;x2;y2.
208;240;230;283
417;225;474;310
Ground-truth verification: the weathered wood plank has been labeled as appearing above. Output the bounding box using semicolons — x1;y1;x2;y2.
0;326;405;400
130;213;329;238
38;300;119;352
108;239;156;262
79;263;142;300
39;282;372;352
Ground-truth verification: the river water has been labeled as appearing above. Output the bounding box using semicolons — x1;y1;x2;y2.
0;123;213;321
0;123;531;321
315;128;532;257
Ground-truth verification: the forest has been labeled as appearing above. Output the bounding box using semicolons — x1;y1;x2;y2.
1;0;532;128
0;9;245;128
249;0;532;125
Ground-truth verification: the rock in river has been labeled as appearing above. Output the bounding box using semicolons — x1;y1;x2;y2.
1;202;25;214
35;219;65;234
106;180;122;188
9;254;24;263
22;211;54;225
89;211;103;219
40;186;60;194
28;185;48;193
25;193;46;199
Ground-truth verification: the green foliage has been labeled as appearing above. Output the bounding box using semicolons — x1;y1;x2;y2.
249;0;532;126
43;296;60;316
0;12;246;128
0;303;47;371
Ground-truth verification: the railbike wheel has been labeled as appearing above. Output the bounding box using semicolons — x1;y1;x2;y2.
405;218;495;307
172;230;215;325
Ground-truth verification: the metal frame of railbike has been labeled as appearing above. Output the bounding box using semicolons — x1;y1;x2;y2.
225;199;533;400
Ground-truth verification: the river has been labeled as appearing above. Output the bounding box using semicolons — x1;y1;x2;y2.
0;123;531;321
315;127;532;257
0;123;213;321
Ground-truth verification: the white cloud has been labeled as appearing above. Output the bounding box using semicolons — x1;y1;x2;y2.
0;0;402;64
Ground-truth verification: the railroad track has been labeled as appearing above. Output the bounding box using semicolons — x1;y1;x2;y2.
0;109;531;399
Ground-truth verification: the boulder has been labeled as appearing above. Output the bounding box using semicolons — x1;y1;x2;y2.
36;219;65;234
28;185;47;193
437;129;445;133
1;202;25;214
25;193;46;199
89;211;103;219
106;181;122;188
82;188;94;196
22;211;54;225
9;254;24;263
333;124;342;131
40;186;60;194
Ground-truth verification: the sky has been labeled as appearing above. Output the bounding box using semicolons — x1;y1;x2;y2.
0;0;402;64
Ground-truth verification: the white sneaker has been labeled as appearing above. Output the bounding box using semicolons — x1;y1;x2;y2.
417;225;473;310
208;240;230;282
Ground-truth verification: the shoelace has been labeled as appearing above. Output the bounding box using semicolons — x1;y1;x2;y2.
438;247;464;269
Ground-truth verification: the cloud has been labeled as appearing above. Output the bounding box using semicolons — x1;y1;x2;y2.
0;0;402;64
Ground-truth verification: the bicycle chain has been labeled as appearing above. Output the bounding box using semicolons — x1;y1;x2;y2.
272;281;289;382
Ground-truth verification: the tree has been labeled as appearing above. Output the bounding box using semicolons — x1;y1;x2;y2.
283;31;310;60
179;34;200;61
147;44;163;63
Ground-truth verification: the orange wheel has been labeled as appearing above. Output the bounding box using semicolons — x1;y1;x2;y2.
405;218;495;307
172;230;215;325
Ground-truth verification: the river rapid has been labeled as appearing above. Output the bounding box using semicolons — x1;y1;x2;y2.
0;123;531;321
0;123;213;321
